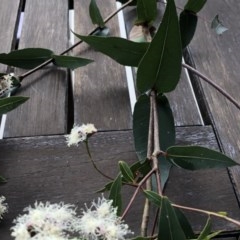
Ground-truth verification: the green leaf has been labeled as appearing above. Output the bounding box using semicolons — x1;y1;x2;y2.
133;94;150;162
211;15;228;35
174;208;195;239
179;10;198;49
73;32;148;67
0;96;29;115
133;95;175;189
144;190;162;206
197;217;212;240
184;0;207;13
52;55;93;70
131;237;155;240
166;146;238;170
89;0;105;28
158;197;186;240
119;161;134;183
109;174;122;215
97;181;113;193
136;0;182;93
0;48;53;69
130;160;152;183
136;0;157;24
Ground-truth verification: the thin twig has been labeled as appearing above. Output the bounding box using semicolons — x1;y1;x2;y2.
172;203;240;227
19;0;134;81
121;168;156;220
182;62;240;111
151;91;162;196
85;141;113;180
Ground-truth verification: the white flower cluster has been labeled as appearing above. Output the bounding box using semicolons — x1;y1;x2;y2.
11;197;133;240
0;73;14;97
66;123;97;147
0;196;8;220
11;202;79;240
79;196;133;240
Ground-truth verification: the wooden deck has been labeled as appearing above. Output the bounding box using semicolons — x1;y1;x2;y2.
0;0;240;239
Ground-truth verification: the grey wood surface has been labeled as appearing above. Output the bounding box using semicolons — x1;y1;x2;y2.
176;0;240;205
123;5;203;127
0;126;239;239
0;0;22;73
73;0;132;130
3;0;69;137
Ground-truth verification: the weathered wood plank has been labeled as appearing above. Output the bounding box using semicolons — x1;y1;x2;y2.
73;0;132;130
4;0;69;137
0;0;22;72
123;5;203;126
176;0;240;204
0;126;239;238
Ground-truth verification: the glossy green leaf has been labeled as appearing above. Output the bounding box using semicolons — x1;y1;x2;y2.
109;174;122;215
184;0;207;13
133;94;175;189
0;48;53;69
0;96;29;115
166;146;238;170
136;0;182;93
211;15;228;35
119;161;134;183
174;208;195;239
158;197;186;240
180;10;198;49
89;0;105;28
73;32;148;67
52;55;93;69
144;190;162;206
136;0;157;24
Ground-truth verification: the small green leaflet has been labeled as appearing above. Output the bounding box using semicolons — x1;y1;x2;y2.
136;0;157;24
211;15;228;35
166;146;238;170
136;0;182;93
144;190;162;206
109;174;122;216
73;32;148;67
0;48;53;69
0;175;7;183
52;55;93;69
119;161;134;183
0;96;29;115
89;0;105;28
184;0;207;13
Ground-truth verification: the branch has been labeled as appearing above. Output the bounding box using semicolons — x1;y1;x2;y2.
172;203;240;227
182;62;240;111
19;0;134;81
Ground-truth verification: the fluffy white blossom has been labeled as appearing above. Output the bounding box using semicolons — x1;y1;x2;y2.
0;73;14;96
66;123;97;147
0;196;8;220
11;202;79;240
78;196;133;240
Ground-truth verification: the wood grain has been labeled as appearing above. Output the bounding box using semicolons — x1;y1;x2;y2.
176;0;240;205
0;0;22;72
73;0;132;130
4;0;69;137
0;126;239;238
123;5;203;126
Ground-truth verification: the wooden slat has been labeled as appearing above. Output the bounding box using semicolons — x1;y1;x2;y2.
176;0;240;203
73;0;132;130
0;126;239;238
123;5;203;126
0;0;22;72
4;0;69;137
